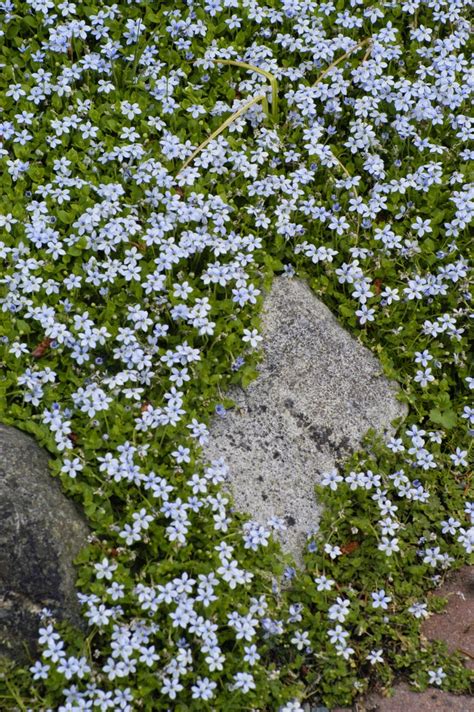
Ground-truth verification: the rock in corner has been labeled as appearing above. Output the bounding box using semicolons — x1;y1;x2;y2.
0;424;89;663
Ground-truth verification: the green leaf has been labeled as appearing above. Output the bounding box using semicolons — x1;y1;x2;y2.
429;408;458;429
339;304;353;318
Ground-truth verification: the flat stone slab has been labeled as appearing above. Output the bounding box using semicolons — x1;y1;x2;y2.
333;683;474;712
422;566;474;669
332;567;474;711
203;277;407;562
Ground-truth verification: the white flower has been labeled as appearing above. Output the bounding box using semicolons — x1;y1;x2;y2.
411;217;432;236
378;537;400;556
243;644;261;665
457;527;474;554
84;603;114;627
321;468;344;490
94;558;118;581
290;630;311;651
355;305;375;324
161;676;184;700
0;212;18;232
9;341;29;357
29;660;50;680
423;546;442;566
450;448;468;467
279;701;305;712
408;602;429;619
324;543;342;559
371;589;392;610
231;671;255;693
242;328;263;348
328;597;351;622
366;649;384;665
465;502;474;522
335;643;355;659
328;624;349;645
60;457;83;478
441;517;460;535
428;667;446;686
191;676;217;700
314;575;335;591
414;368;435;387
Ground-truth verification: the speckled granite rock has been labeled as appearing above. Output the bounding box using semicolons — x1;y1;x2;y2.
203;277;407;563
0;424;89;662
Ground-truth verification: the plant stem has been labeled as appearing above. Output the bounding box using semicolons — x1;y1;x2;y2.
4;678;28;712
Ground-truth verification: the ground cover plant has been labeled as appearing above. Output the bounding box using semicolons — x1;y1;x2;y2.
0;0;472;709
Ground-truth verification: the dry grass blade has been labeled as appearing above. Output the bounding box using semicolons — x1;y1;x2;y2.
214;59;279;121
313;37;372;87
176;94;266;176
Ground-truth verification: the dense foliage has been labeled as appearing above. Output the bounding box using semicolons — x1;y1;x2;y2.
0;0;472;709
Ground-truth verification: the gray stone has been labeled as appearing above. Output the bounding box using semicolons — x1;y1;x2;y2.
0;424;89;662
203;277;407;563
